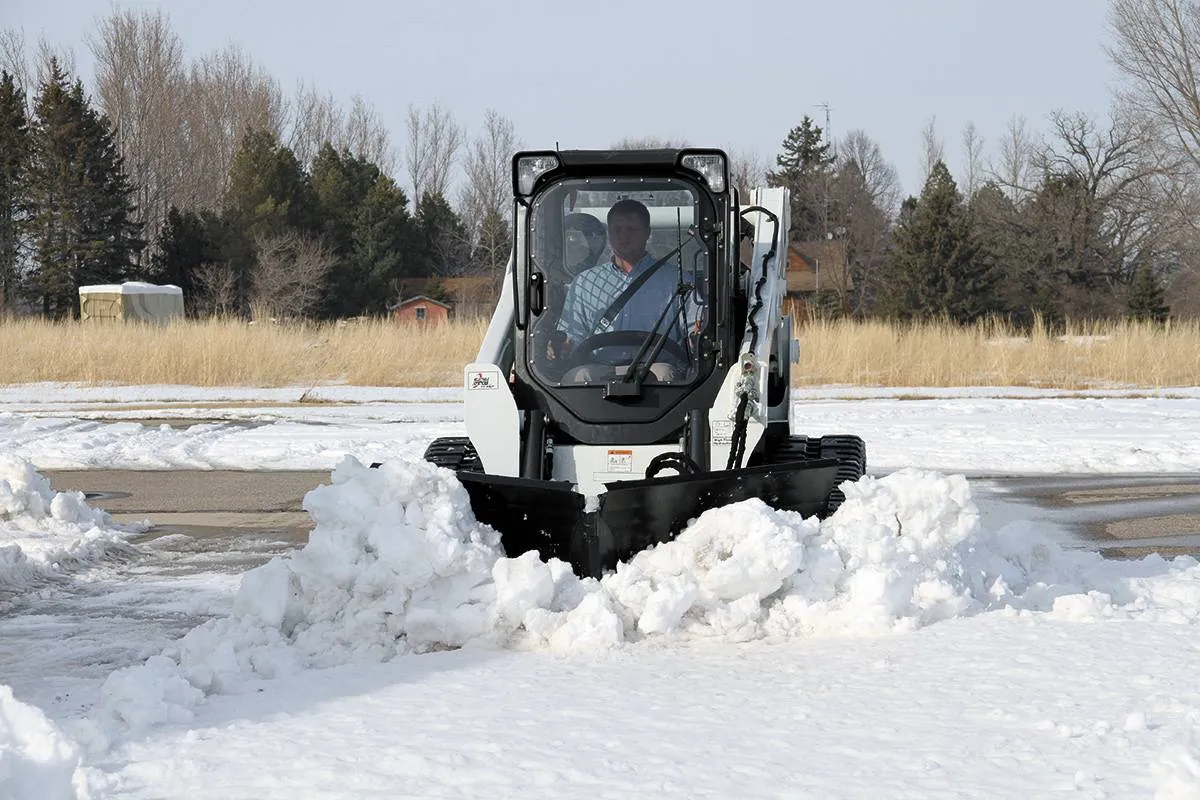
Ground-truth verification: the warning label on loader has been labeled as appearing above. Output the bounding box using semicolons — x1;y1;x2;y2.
468;371;500;390
607;449;634;473
711;420;734;446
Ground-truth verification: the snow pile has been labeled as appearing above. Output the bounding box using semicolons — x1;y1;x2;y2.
0;455;134;599
0;685;86;800
95;455;1200;735
1154;732;1200;800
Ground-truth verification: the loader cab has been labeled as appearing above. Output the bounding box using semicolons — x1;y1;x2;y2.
510;149;738;446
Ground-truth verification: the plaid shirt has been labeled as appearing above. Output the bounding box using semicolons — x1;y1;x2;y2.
558;254;696;342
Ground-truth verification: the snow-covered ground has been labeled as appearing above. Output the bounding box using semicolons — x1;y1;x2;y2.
2;383;1200;799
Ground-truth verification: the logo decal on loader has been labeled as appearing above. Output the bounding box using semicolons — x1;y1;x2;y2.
469;371;500;390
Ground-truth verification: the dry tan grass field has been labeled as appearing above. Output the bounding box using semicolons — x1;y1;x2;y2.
1;316;1197;389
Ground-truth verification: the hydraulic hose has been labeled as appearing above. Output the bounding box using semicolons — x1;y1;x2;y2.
726;205;779;470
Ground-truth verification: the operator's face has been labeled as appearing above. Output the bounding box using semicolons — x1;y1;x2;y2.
608;212;650;263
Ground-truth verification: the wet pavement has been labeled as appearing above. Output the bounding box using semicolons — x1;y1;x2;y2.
47;469;327;574
42;469;1200;567
972;474;1200;559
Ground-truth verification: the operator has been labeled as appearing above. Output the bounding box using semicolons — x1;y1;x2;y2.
562;212;608;277
553;198;692;383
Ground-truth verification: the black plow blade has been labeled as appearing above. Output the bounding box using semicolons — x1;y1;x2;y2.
455;472;596;570
456;459;840;580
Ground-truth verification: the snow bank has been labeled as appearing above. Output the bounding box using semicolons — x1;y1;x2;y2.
0;455;135;600
0;685;86;800
1155;732;1200;800
95;455;1200;736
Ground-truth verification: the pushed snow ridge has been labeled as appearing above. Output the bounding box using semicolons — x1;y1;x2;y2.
0;455;135;603
95;454;1200;734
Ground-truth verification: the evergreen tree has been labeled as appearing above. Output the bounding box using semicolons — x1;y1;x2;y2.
882;161;992;321
1126;263;1169;322
0;71;28;312
308;143;420;317
967;181;1027;321
416;191;470;278
311;143;382;316
224;129;317;238
310;143;377;257
73;80;144;287
767;116;834;240
150;205;224;304
222;129;318;312
351;174;418;314
25;60;142;317
1019;171;1120;322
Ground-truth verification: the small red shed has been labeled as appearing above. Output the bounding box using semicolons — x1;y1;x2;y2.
393;295;451;324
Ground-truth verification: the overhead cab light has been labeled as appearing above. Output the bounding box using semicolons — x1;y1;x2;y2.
515;153;560;196
681;152;727;193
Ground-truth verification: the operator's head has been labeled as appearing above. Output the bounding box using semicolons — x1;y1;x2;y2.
564;212;606;274
607;199;651;266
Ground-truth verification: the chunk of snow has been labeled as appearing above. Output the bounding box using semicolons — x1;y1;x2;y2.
0;455;134;600
0;685;85;800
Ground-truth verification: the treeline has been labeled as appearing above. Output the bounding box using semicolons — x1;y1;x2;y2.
766;111;1183;324
0;12;512;319
3;1;1200;323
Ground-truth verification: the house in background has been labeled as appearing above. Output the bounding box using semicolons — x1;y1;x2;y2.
390;276;502;321
392;295;450;324
785;239;853;316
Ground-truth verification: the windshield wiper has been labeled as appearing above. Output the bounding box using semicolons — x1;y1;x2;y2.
604;283;692;401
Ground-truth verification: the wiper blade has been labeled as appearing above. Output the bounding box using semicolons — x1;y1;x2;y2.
604;283;691;401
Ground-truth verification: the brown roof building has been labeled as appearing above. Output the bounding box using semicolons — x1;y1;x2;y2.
391;276;502;321
392;295;451;325
785;239;852;316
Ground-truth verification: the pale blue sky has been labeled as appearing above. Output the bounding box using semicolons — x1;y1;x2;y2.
3;0;1118;199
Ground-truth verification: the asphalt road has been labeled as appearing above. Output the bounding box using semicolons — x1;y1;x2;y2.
46;468;328;537
44;469;1200;560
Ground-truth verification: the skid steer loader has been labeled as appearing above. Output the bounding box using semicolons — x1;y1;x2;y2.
424;148;865;578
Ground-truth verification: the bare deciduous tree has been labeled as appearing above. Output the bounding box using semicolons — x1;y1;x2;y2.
458;109;519;274
286;87;394;174
991;114;1037;202
838;129;901;215
251;231;335;319
343;95;394;175
610;136;690;150
1107;0;1200;170
406;102;462;202
919;116;944;185
833;130;900;315
0;29;30;93
88;7;187;259
286;81;342;169
727;148;768;197
193;262;238;317
1037;108;1178;286
961;121;986;198
1;30;76;95
179;44;285;211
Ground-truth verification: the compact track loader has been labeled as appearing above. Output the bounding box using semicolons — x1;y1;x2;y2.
424;148;865;578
